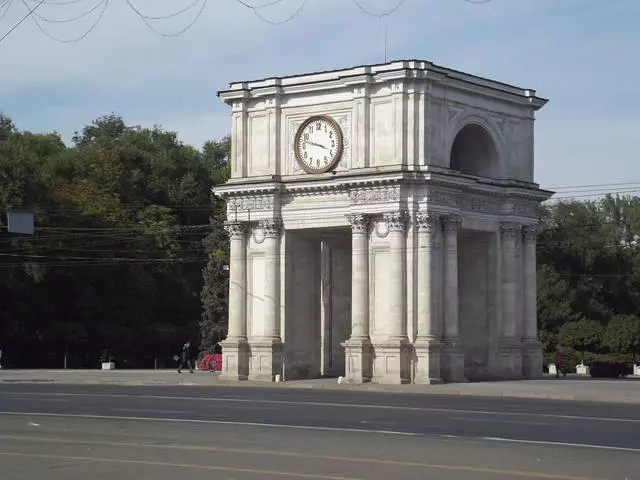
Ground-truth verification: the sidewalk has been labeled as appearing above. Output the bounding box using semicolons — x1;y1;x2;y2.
1;369;639;404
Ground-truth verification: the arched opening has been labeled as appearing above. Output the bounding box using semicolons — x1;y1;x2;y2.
450;124;500;178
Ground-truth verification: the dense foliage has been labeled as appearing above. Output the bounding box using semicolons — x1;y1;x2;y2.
538;197;640;369
1;114;639;371
0;114;230;368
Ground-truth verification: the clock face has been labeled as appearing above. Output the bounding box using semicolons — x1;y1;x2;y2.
294;115;343;174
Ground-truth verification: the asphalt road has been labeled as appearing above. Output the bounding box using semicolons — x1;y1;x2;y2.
0;384;638;479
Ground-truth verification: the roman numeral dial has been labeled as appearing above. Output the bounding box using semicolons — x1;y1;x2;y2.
294;115;344;174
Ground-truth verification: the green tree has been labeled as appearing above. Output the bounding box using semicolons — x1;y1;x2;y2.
605;315;640;363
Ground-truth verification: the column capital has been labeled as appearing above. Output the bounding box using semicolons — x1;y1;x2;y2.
383;211;408;232
500;221;521;239
441;214;462;234
261;218;283;239
347;214;370;234
224;221;248;240
415;212;439;233
522;224;539;242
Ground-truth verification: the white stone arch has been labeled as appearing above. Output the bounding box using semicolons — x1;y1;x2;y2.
447;114;505;179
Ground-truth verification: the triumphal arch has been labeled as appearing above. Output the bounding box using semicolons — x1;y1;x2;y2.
213;60;552;384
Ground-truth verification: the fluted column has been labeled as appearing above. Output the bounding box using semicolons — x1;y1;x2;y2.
226;222;248;340
385;211;408;340
248;218;283;381
220;221;249;380
499;221;523;378
416;213;439;341
349;214;370;339
442;215;462;340
262;218;282;341
371;211;410;385
522;224;542;378
414;212;443;384
441;215;466;382
342;214;372;383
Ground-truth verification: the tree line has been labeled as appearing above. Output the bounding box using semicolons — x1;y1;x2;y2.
0;114;229;368
1;114;639;370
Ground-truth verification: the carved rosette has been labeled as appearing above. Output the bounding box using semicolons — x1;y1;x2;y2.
384;211;408;233
347;214;370;235
522;224;539;243
441;215;462;234
500;222;521;240
224;222;247;240
261;219;283;239
415;212;439;234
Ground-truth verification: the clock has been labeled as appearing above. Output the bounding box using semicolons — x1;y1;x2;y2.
294;115;344;174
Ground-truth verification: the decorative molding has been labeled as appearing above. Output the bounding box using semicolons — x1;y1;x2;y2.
441;215;462;234
522;224;539;242
500;221;521;239
224;222;247;240
512;201;539;218
415;212;439;233
447;105;465;125
383;211;408;233
349;186;400;204
228;196;274;212
347;214;370;234
261;218;283;238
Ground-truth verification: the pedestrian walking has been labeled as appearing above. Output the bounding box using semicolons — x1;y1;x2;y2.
177;341;193;374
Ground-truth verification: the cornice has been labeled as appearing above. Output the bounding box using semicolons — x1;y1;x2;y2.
212;170;553;204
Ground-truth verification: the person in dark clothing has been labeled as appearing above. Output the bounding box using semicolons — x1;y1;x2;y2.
177;341;193;374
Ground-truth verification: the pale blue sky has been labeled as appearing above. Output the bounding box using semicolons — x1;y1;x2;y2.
1;0;639;196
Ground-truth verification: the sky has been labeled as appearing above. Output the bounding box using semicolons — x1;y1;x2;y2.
1;0;639;198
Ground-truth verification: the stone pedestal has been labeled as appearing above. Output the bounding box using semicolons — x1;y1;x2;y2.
372;340;411;384
342;338;373;383
413;340;443;384
498;338;523;379
441;339;467;383
521;339;543;379
248;339;283;382
219;338;250;380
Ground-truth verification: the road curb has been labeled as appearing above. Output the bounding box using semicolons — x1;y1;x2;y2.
4;377;639;404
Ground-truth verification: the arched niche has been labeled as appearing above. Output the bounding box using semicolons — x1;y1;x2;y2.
449;123;501;179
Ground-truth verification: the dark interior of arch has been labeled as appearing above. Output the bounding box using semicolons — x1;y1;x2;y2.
450;124;499;178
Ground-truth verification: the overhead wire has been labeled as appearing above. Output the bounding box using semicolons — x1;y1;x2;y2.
0;0;44;44
23;0;108;43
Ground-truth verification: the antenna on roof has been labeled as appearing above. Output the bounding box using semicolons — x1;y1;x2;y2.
383;23;388;63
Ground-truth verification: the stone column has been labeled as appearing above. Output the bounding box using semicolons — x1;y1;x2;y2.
522;224;543;378
373;211;411;384
249;218;283;381
441;215;466;382
414;212;443;384
499;222;523;378
342;214;373;383
220;221;249;380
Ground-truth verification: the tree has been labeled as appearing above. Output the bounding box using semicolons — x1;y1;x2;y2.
605;315;640;363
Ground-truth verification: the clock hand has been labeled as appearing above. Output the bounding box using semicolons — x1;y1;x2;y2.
307;141;328;150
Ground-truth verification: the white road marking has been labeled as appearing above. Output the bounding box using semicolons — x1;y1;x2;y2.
110;408;191;415
1;391;638;425
449;416;550;426
0;411;419;437
482;436;640;453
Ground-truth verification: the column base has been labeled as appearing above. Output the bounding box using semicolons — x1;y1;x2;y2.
248;338;283;382
342;338;373;384
413;338;443;384
372;338;411;385
522;339;543;379
441;339;467;383
498;338;523;379
219;337;249;381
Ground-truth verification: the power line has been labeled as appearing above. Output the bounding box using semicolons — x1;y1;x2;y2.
0;0;44;44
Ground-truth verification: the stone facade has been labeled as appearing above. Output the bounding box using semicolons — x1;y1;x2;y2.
213;60;552;384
